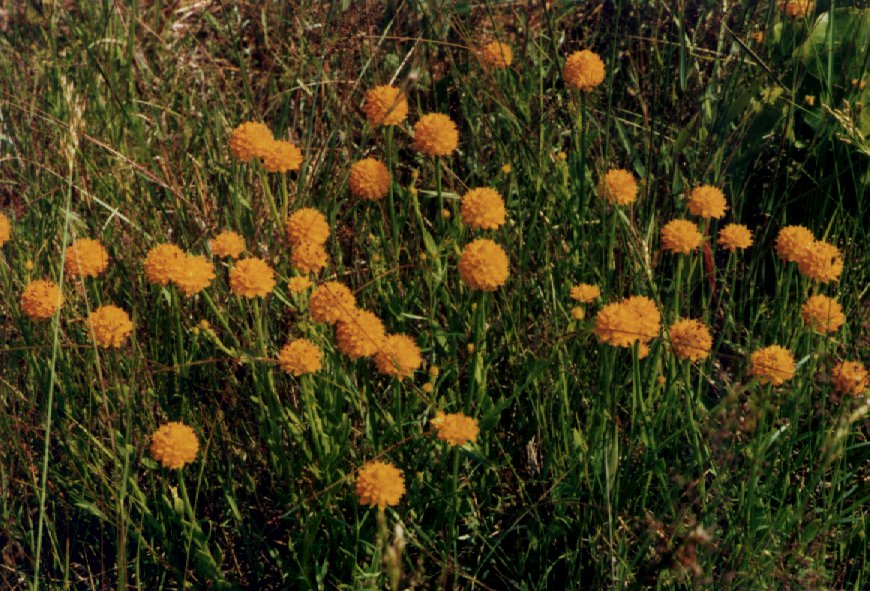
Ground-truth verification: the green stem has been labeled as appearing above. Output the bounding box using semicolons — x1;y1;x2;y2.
385;126;400;262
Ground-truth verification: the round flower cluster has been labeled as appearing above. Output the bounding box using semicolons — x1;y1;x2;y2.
374;334;422;379
413;113;459;157
290;242;328;274
229;122;273;162
796;240;843;283
717;223;753;251
287;208;330;274
172;254;216;297
210;231;245;259
458;239;510;291
460;188;506;230
21;279;64;320
309;282;357;324
563;49;605;91
570;306;585;320
336;309;386;360
363;85;408;127
801;294;845;334
660;219;703;254
478;41;513;70
0;212;10;246
65;238;109;278
599;169;638;206
87;305;133;348
831;361;868;397
143;243;186;286
775;225;814;262
349;158;391;201
570;283;600;303
593;295;660;348
750;345;796;386
287;276;313;293
687;185;727;219
150;422;199;469
668;318;712;362
432;412;479;446
230;257;276;298
261;140;303;173
278;338;323;376
781;0;814;18
355;460;405;509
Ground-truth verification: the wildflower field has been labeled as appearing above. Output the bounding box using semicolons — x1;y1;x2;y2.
0;1;868;589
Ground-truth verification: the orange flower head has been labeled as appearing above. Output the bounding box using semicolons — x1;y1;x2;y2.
0;212;10;246
570;306;585;320
260;139;303;173
286;208;330;247
150;422;199;469
801;294;845;334
144;243;186;286
750;345;796;386
172;254;215;297
594;296;660;348
781;0;814;18
563;49;606;91
570;283;600;303
229;121;273;162
375;334;423;379
460;187;506;230
478;41;513;69
87;305;133;348
309;281;357;324
688;185;728;219
775;225;814;263
432;412;480;446
831;361;868;397
363;86;408;127
668;318;712;362
21;280;63;320
65;238;109;278
413;113;459;157
336;309;386;360
458;239;509;291
210;231;245;259
599;169;638;205
718;223;753;251
278;338;323;376
796;240;843;283
625;295;661;343
349;158;391;201
287;276;313;293
661;219;703;254
290;241;328;274
355;460;405;509
230;257;276;298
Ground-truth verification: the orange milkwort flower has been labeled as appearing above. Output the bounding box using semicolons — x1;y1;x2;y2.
150;422;199;469
458;239;510;291
801;294;845;334
593;296;660;348
599;169;638;206
349;158;391;201
290;242;328;274
775;225;814;263
87;305;133;348
286;208;330;247
355;460;405;509
660;219;703;254
687;185;727;219
172;254;215;297
309;281;357;324
65;238;109;278
569;283;600;303
781;0;814;18
830;361;868;397
336;310;386;360
570;306;585;321
210;231;245;259
563;50;606;91
749;345;796;386
229;121;273;162
0;212;10;246
144;243;185;286
413;113;459;157
478;40;513;69
460;187;506;230
717;223;753;251
432;412;480;446
261;140;303;173
21;280;63;320
668;318;713;362
278;338;323;376
229;257;276;298
796;240;843;283
287;276;313;293
363;86;408;127
375;334;423;379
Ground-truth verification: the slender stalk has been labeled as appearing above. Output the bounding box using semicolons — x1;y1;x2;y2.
385;126;400;262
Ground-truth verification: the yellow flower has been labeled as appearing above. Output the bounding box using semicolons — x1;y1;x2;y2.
87;305;133;348
260;140;303;173
599;169;638;206
501;163;512;174
478;40;513;69
422;382;434;394
781;0;814;18
413;113;459;157
569;283;600;303
0;212;10;246
349;158;391;201
144;243;185;286
775;225;814;263
625;296;661;343
336;310;386;360
688;185;728;219
290;241;328;274
287;276;313;293
563;49;606;91
375;334;423;379
432;412;479;446
363;85;408;127
750;345;796;386
229;121;273;162
660;219;703;254
229;257;276;298
355;460;405;509
593;296;660;348
210;231;245;259
801;294;845;334
718;223;753;251
65;238;109;278
831;361;868;397
21;279;63;320
277;338;323;376
309;281;357;324
668;318;712;362
796;240;843;283
460;187;506;230
570;306;585;321
286;208;330;247
150;422;199;469
172;254;215;297
458;239;510;291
